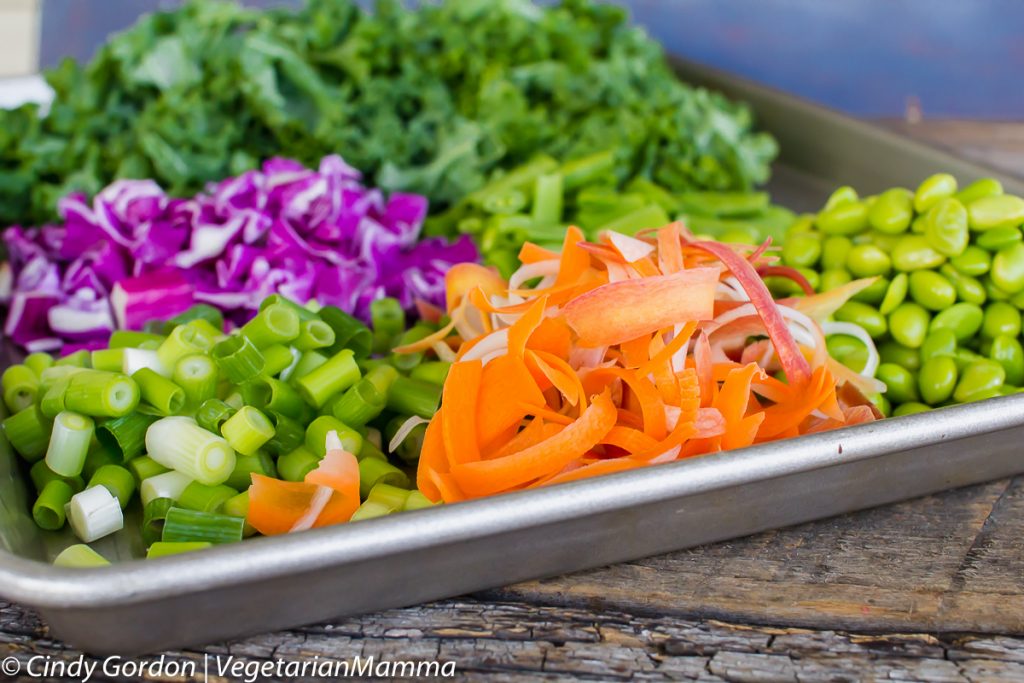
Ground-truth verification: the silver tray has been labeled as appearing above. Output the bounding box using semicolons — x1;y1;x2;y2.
2;56;1024;655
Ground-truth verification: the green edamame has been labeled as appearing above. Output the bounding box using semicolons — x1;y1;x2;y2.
875;362;919;404
952;360;1005;403
887;302;930;348
955;178;1002;206
923;197;969;257
891;235;946;272
817;201;869;235
990;242;1024;293
878;340;921;371
975;226;1022;252
821;236;853;270
967;194;1024;231
878;273;908;315
781;233;822;268
867;188;914;234
919;328;958;363
950;245;991;276
834;301;887;339
893;402;931;416
823;186;859;212
981;302;1022;339
939;265;987;306
918;356;958;405
850;277;890;305
914;173;957;213
907;270;956;311
990;335;1024;386
819;269;852;292
846;244;891;277
929;303;984;342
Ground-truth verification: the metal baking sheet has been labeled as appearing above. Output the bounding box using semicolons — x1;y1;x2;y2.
2;56;1024;655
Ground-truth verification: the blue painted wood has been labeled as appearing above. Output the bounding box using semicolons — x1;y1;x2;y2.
38;0;1024;119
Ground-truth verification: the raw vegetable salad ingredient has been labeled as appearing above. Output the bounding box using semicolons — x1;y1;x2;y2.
3;156;476;351
398;224;881;502
0;0;775;228
781;176;1024;415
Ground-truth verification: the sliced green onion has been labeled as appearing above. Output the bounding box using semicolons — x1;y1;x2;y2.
33;480;74;530
128;455;170;484
367;482;412;511
220;406;274;455
44;411;95;477
67;486;123;542
55;350;91;368
39;376;70;418
259;294;318;321
350;500;393;522
385;376;442;419
65;370;140;417
386;416;428;463
389;324;435;371
53;544;110;568
157;324;214;370
146;416;236;486
288;350;328;383
404;491;436;511
295;349;360;408
146;541;213;559
177;481;237;513
182;318;225;344
305;416;363;458
241;377;305;419
132;368;186;416
23;352;55;377
331;379;385;427
223;391;245;410
3;405;52;462
294;319;336;352
277;446;321;482
410;361;452;386
240;303;300;348
109;330;165;349
318;306;373;359
225;451;276;491
365;426;383;450
357;438;388;462
264;412;304;456
163;303;224;333
195;398;237;434
140;470;192;507
370;298;405;354
358;458;410;498
364;364;400;398
162;507;244;544
87;464;136;509
261;344;295;377
2;364;39;413
122;348;169;377
82;442;120;481
30;460;84;494
532;172;564;224
142;497;175;545
90;348;125;373
172;354;218;408
96;412;159;463
39;365;86;393
221;490;249;519
212;335;266;384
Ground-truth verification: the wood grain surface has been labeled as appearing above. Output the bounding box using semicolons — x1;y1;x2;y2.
2;120;1024;681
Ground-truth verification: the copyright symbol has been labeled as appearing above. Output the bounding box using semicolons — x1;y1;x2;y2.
1;657;20;675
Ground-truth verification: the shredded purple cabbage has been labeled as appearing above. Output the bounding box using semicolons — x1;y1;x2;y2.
3;156;477;349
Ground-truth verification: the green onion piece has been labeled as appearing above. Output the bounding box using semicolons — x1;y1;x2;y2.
82;442;120;481
389;324;435;371
53;544;110;568
3;405;52;462
240;303;300;348
212;335;265;384
172;354;218;408
294;319;336;352
221;490;249;519
39;365;85;393
386;376;442;419
195;398;237;434
89;348;125;373
404;491;437;511
33;480;74;530
44;411;95;477
223;391;245;410
67;486;123;542
64;370;140;417
30;459;84;494
532;172;564;224
370;298;405;354
305;415;363;458
132;367;185;416
277;446;321;482
140;470;191;507
128;455;170;484
161;507;244;545
122;348;169;377
157;324;214;371
225;451;276;491
259;294;318;321
261;344;295;377
164;304;224;334
220;406;274;456
241;377;306;419
39;376;70;418
358;457;410;498
331;379;385;427
386;416;427;463
318;306;373;359
23;352;55;378
289;350;328;384
2;365;39;413
295;349;360;408
96;412;159;462
55;350;91;368
87;464;136;509
364;364;399;397
367;482;412;511
145;416;236;486
264;412;304;456
357;438;388;462
177;481;238;513
138;339;162;351
349;500;393;522
142;497;175;546
182;318;225;344
410;361;451;386
146;541;213;559
109;330;166;349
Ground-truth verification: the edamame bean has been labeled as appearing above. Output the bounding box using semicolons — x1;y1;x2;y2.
785;215;815;238
990;242;1024;293
795;267;820;292
920;328;957;363
893;402;930;416
846;244;891;277
967;194;1024;231
907;270;956;311
819;269;852;292
950;245;991;276
867;188;913;234
817;201;869;235
985;278;1012;301
826;335;868;371
878;273;908;315
975;226;1022;252
823;186;859;212
910;214;928;234
891;235;946;271
929;303;984;342
821;236;853;270
862;231;901;253
888;302;930;348
876;362;919;404
914;173;957;213
981;301;1022;339
835;301;887;339
1011;289;1024;309
918;356;958;405
923;197;969;256
955;178;1003;206
990;334;1024;386
850;277;890;305
953;348;986;372
878;340;921;371
782;233;822;268
952;360;1005;403
940;265;987;305
871;392;892;418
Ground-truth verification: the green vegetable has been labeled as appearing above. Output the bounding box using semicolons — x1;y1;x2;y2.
919;356;958;405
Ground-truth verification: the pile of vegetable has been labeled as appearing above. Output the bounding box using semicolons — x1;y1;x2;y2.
0;0;775;228
3;155;475;351
779;175;1024;415
395;224;880;502
4;296;449;562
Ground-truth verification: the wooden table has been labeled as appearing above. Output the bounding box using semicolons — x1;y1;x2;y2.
2;122;1024;682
